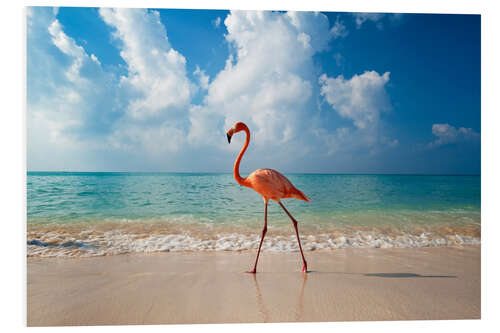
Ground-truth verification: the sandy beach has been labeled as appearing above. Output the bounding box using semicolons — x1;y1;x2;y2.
27;246;480;326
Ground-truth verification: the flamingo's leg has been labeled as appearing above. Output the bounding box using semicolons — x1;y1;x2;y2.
278;201;308;273
248;201;268;274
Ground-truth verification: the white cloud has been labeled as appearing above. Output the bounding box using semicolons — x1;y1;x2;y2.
99;8;193;121
28;7;194;170
48;20;85;59
330;16;348;39
193;65;209;90
213;16;221;28
28;12;108;142
187;10;334;169
188;10;398;168
27;8;119;170
90;53;101;65
317;70;397;155
319;71;391;129
48;19;89;83
27;8;402;172
353;13;385;29
284;11;335;51
353;13;403;29
98;8;196;156
429;123;480;147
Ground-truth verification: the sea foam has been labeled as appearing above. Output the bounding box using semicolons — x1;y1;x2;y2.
27;229;480;258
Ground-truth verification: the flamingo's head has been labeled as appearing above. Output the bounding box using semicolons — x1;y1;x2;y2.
226;122;248;144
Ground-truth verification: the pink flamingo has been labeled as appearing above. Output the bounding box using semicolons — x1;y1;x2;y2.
226;122;310;273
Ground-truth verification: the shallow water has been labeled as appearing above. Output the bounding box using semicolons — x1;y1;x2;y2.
27;172;480;257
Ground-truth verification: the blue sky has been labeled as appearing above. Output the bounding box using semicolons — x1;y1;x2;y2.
27;7;480;174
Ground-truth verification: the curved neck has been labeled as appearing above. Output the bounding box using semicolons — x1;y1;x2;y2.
233;127;250;186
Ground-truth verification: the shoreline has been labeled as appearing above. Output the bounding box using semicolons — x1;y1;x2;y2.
28;245;480;326
27;220;481;257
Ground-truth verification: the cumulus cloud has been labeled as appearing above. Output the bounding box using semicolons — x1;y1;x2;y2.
187;10;396;167
28;7;195;171
27;7;121;170
27;8;401;172
187;10;333;159
429;123;480;147
99;8;193;121
319;71;391;129
48;19;97;84
318;70;396;155
193;65;210;90
98;8;196;155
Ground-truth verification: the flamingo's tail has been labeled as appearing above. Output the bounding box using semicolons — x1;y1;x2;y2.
292;188;310;202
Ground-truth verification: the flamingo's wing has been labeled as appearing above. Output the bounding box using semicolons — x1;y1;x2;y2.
247;169;310;202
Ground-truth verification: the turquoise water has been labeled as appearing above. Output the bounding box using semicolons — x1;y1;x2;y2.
27;172;480;226
27;172;481;256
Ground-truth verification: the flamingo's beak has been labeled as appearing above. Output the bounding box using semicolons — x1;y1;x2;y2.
227;133;232;144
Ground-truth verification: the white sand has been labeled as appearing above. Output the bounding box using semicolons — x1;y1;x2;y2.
27;246;480;326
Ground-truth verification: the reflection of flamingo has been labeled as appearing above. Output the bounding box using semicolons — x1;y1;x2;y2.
251;274;270;322
251;269;308;322
295;272;308;321
226;122;310;273
251;272;308;322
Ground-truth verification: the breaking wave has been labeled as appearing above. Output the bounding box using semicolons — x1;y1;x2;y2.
27;222;480;258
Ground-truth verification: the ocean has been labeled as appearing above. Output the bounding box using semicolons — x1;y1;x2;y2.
27;172;481;257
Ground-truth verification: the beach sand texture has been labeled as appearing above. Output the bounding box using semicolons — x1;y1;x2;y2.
27;246;480;326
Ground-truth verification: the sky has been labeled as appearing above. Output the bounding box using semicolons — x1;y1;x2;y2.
26;7;481;174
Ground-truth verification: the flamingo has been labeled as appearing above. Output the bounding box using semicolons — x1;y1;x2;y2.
226;122;310;273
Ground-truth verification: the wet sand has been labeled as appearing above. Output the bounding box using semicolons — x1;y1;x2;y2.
27;246;480;326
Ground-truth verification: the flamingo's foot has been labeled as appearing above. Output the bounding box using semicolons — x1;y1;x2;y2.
246;269;257;274
302;263;308;273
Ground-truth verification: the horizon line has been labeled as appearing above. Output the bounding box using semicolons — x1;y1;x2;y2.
26;171;481;176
